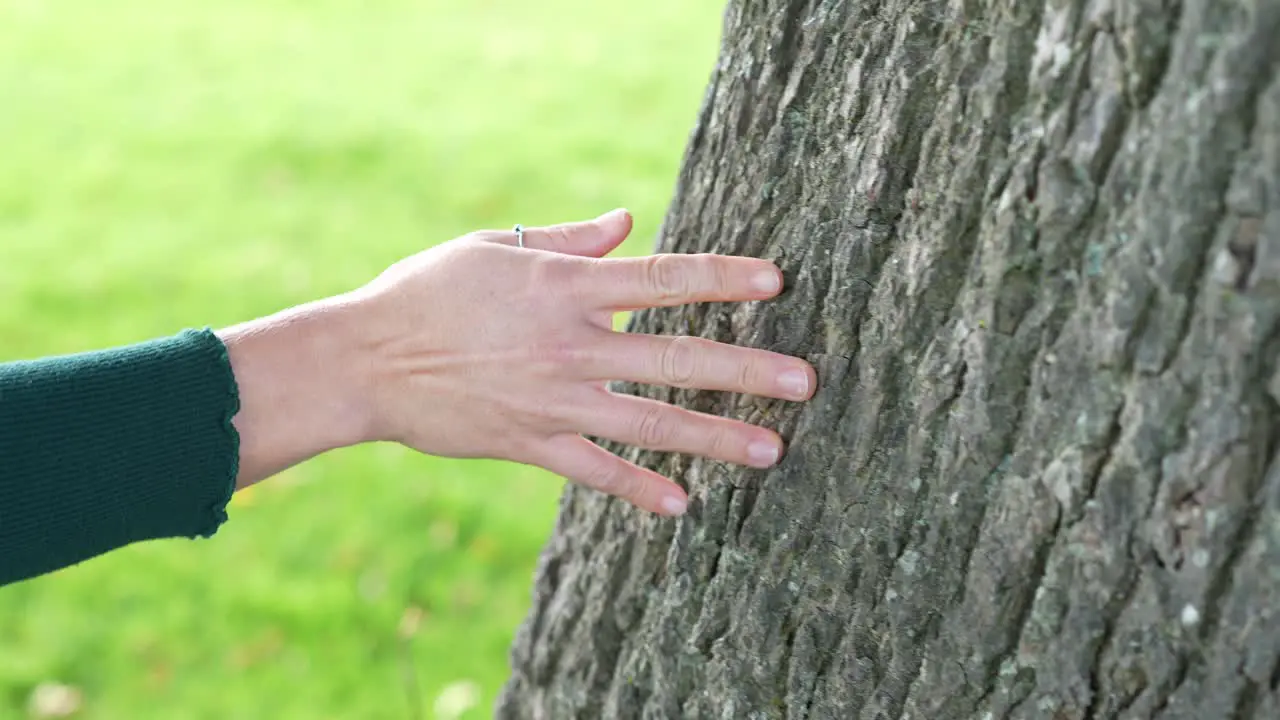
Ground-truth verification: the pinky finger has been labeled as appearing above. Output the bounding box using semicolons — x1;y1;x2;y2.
534;434;689;517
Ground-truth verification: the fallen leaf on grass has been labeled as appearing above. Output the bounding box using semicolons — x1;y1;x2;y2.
28;682;82;718
433;680;479;720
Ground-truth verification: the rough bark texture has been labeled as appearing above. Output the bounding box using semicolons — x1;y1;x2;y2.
498;0;1280;717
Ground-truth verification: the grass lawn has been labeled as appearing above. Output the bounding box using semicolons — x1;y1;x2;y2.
0;1;723;717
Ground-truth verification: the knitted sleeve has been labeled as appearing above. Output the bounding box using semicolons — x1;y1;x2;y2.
0;328;240;586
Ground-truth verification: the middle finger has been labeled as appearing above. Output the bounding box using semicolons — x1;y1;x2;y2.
584;332;816;401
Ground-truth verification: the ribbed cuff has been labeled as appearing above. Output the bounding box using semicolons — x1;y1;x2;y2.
0;328;241;586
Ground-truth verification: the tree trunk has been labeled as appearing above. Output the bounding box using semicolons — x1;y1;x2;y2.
498;0;1280;717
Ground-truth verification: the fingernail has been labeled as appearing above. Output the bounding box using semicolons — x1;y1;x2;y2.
661;495;688;516
778;369;809;399
748;440;780;467
752;270;781;293
598;208;629;223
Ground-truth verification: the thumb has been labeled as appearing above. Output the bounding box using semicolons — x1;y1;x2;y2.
518;208;633;257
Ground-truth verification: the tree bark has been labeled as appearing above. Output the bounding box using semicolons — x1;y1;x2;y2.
498;0;1280;717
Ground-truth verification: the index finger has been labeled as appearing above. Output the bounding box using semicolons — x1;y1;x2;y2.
586;253;784;310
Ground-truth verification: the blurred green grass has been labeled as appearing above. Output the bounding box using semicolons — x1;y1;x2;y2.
0;1;722;717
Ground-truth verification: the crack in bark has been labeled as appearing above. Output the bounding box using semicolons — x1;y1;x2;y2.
776;612;803;716
1110;675;1148;720
1069;398;1126;529
1130;0;1183;112
1229;677;1263;720
936;436;1025;706
1149;655;1191;719
522;548;567;670
970;512;1061;718
1081;562;1141;720
1196;442;1272;644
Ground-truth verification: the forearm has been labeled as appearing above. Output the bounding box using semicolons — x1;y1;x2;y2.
215;293;376;489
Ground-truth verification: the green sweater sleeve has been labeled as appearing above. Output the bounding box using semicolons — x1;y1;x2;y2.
0;328;240;586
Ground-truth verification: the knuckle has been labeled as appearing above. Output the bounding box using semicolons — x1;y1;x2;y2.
706;424;732;459
584;459;622;493
636;407;671;447
612;471;643;505
550;225;574;248
585;461;641;503
736;355;760;393
538;257;587;301
529;255;562;289
706;255;731;296
660;336;699;386
645;254;688;300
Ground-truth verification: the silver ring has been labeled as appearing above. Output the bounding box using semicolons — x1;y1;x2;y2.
513;224;524;249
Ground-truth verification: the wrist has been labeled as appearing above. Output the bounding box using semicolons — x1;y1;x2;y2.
217;293;379;487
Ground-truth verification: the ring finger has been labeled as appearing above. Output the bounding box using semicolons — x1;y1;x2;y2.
573;390;784;469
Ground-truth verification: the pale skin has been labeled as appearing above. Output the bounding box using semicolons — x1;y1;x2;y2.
215;209;817;517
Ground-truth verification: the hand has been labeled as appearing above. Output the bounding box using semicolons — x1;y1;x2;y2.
219;210;816;517
348;209;815;516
